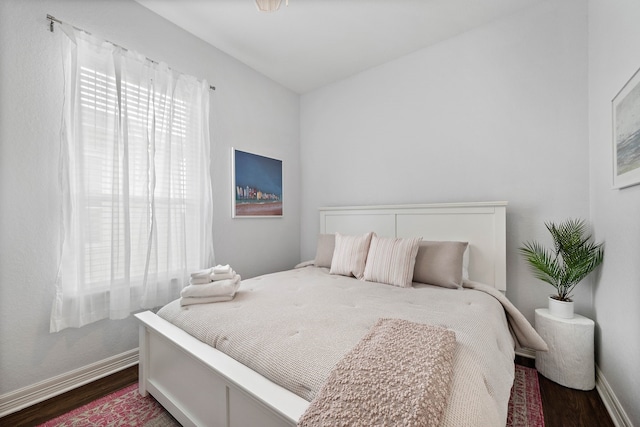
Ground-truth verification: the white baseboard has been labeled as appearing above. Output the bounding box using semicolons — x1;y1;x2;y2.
515;347;536;359
596;366;633;427
0;348;138;418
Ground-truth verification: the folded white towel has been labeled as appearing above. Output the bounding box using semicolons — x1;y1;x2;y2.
180;295;234;306
190;268;212;279
213;264;231;274
211;270;235;282
190;277;212;285
181;274;241;298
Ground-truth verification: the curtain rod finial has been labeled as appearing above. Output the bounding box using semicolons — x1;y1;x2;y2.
47;14;57;32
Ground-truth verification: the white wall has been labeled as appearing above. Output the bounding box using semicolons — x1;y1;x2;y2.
0;0;299;395
301;0;589;324
3;0;636;423
588;0;640;424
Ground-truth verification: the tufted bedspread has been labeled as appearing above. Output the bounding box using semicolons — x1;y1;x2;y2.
157;266;544;426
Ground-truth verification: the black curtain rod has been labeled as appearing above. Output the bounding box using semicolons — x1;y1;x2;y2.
46;14;216;91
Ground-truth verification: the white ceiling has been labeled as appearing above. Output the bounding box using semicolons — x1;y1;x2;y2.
135;0;544;94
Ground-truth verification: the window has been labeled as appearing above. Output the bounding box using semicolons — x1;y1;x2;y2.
51;25;213;332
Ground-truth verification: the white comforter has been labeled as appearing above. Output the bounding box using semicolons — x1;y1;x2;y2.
158;266;544;426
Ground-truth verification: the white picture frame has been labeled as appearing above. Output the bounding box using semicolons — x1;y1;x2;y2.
612;66;640;189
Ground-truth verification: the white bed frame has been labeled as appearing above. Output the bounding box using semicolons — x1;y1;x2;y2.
135;201;507;427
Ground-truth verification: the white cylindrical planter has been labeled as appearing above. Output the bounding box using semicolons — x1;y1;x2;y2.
548;296;574;319
535;308;595;390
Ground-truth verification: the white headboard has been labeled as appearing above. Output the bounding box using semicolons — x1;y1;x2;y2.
319;201;507;291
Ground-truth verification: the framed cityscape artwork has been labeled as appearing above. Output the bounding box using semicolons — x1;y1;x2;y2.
232;148;283;217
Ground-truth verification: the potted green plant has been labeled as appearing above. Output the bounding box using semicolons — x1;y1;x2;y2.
519;218;604;319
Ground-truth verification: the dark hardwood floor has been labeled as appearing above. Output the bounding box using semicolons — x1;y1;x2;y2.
0;366;138;427
515;355;615;427
1;360;614;427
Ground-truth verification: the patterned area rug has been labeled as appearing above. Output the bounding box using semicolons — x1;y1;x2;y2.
38;385;180;427
508;364;545;427
39;365;543;426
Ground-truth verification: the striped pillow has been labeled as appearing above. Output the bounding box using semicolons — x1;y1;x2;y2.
329;232;374;279
362;235;422;287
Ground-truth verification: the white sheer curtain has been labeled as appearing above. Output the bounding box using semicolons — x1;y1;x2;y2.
51;25;213;332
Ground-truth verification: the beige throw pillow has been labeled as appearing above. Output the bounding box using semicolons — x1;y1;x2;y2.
363;235;422;287
314;234;336;268
413;241;469;288
329;232;374;279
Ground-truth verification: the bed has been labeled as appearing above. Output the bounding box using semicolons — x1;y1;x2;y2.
135;201;546;427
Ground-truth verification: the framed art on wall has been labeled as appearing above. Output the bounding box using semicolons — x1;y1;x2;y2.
232;148;283;217
612;66;640;189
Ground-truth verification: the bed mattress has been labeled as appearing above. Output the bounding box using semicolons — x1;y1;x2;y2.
157;266;517;426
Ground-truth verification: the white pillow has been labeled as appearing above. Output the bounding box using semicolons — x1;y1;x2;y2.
462;246;470;280
363;235;422;287
329;232;374;279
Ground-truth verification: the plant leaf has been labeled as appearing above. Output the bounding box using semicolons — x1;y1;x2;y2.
521;218;604;299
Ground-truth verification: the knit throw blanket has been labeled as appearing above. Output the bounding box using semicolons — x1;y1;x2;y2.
298;318;457;427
